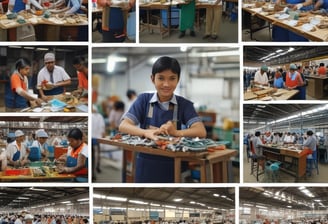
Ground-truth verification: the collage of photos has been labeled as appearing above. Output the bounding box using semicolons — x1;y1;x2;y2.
1;0;328;222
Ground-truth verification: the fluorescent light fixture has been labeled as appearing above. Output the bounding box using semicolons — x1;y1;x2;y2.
8;46;21;49
165;205;176;209
276;49;283;53
17;197;29;200
92;58;106;63
36;47;49;51
192;50;239;58
180;46;188;52
107;55;127;73
314;199;321;202
151;203;160;207
213;194;220;197
77;198;89;202
288;47;295;52
93;194;106;199
256;205;267;209
174;198;183;202
190;201;196;204
221;195;227;198
107;196;127;202
61;201;71;204
23;47;35;50
243;204;253;207
129;200;148;205
29;187;48;192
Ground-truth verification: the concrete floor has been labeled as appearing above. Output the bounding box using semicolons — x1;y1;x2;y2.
92;15;238;43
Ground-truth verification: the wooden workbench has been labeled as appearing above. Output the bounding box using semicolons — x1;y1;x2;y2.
261;144;307;181
244;87;299;100
97;138;237;183
242;4;328;41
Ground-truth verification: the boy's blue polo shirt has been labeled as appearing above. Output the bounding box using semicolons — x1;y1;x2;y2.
122;92;202;183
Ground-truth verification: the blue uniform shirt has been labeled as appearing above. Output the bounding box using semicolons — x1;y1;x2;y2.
122;92;202;183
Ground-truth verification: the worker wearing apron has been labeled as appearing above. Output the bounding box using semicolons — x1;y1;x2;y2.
58;128;88;179
119;56;206;183
6;130;29;167
272;0;312;41
285;64;304;100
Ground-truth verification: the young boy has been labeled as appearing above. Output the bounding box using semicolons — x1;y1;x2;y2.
119;56;206;183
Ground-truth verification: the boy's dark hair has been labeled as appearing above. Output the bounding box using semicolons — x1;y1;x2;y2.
152;56;181;79
67;128;83;140
255;131;261;137
114;101;125;111
15;58;31;71
126;89;136;99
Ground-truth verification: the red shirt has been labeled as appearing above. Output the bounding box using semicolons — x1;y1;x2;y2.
318;66;326;76
77;71;88;90
11;73;27;92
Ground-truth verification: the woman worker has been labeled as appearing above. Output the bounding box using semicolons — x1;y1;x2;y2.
31;130;49;161
119;56;206;183
272;0;313;41
57;128;88;178
273;69;284;88
6;130;30;167
285;64;304;99
5;58;43;112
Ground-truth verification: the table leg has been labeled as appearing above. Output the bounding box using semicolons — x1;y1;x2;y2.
174;158;181;183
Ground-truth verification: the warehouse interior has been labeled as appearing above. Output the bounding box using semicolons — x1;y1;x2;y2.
243;104;328;183
93;188;235;224
240;187;328;224
243;46;328;100
92;47;240;183
0;187;89;222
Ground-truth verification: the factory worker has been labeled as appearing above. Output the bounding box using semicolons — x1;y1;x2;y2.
254;65;269;86
57;128;88;177
31;130;49;161
6;130;30;167
0;149;7;171
23;214;33;224
285;64;304;99
119;56;206;183
8;0;43;13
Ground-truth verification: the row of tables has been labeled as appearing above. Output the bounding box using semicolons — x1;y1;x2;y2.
244;87;299;100
242;3;328;41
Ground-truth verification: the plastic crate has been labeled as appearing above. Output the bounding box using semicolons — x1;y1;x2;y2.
161;7;179;28
4;168;31;176
54;147;68;159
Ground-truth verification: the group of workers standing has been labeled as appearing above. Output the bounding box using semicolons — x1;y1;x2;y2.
5;52;88;112
0;127;88;179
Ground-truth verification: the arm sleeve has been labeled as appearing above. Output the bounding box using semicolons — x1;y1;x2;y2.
81;144;88;158
180;99;202;128
66;0;81;13
60;67;71;81
11;74;22;92
122;94;147;125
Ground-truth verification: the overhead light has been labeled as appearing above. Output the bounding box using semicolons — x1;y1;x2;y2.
17;197;29;200
36;47;49;51
288;47;295;52
165;205;176;209
129;200;148;205
92;58;106;63
213;194;220;197
150;203;160;207
174;198;183;202
180;46;188;52
190;201;196;204
256;205;267;209
107;196;127;202
61;201;71;204
107;55;127;72
29;187;48;192
276;49;283;53
77;198;89;202
8;46;21;49
93;194;106;199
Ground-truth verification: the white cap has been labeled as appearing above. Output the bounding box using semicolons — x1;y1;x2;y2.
15;130;24;137
44;52;55;63
24;214;34;220
37;130;48;138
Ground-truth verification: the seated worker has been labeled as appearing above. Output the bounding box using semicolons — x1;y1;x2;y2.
254;65;269;86
119;56;206;183
37;53;71;101
6;130;30;167
8;0;43;13
253;131;263;156
31;130;49;161
5;58;43;112
57;128;88;177
285;64;304;99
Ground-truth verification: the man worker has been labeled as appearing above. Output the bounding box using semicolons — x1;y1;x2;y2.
254;65;269;86
37;52;71;101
